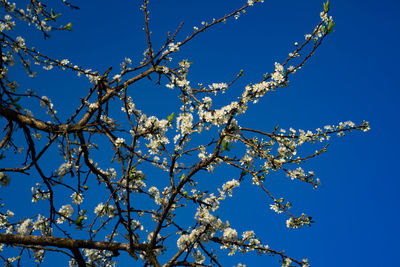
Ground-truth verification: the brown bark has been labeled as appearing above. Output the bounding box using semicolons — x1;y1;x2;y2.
0;233;146;254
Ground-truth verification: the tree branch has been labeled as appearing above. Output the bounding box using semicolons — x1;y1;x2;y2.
70;247;87;267
0;233;147;255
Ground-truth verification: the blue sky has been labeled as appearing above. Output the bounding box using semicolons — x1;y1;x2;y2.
2;0;400;266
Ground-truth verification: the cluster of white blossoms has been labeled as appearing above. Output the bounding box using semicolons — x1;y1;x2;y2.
168;42;180;52
221;179;240;197
31;183;50;202
100;115;115;126
164;59;194;93
115;137;125;147
283;258;292;267
88;102;99;110
40;96;57;117
198;99;244;127
166;74;191;93
271;62;285;83
242;62;286;105
286;167;317;184
209;82;228;94
305;3;334;41
286;213;312;229
17;218;32;234
0;14;15;32
120;57;132;70
131;219;144;231
223;227;238;241
176;112;193;136
220;229;269;256
197;145;208;161
33;249;45;264
151;155;170;171
82;249;116;267
94;203;116;218
270;203;283;214
32;214;52;236
247;0;264;6
148;186;162;205
269;198;291;215
240;150;255;168
178;59;191;74
136;115;170;155
99;168;117;180
237;121;369;189
81;70;100;84
177;207;227;251
198;178;241;213
191;249;206;264
120;168;147;192
167;42;180;53
15;36;25;48
6;256;17;264
121;96;136;115
56;204;74;224
0;210;14;230
55;161;72;178
196;208;225;234
71;192;84;205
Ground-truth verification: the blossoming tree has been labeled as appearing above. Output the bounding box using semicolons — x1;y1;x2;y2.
0;0;369;266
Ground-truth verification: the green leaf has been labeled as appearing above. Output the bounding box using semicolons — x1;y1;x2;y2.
221;141;234;152
167;112;175;122
13;103;22;111
11;97;22;111
50;9;62;21
327;21;335;34
74;215;85;226
64;22;72;31
323;1;330;12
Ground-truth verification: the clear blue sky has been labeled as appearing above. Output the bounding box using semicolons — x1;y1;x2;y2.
2;0;400;266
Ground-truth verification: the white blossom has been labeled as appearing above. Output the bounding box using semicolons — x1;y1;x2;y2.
223;227;238;241
56;205;73;224
71;192;83;205
168;42;180;52
17;218;32;234
176;113;193;135
94;203;116;218
115;137;125;147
